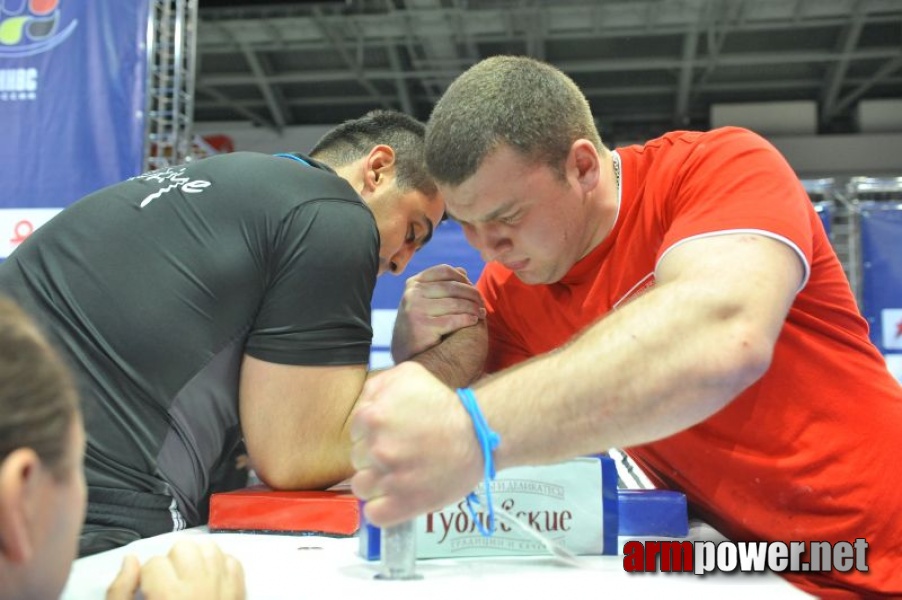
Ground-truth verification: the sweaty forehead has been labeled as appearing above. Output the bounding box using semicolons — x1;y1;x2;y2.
441;175;530;225
438;179;502;223
443;145;538;215
445;196;520;226
441;184;487;222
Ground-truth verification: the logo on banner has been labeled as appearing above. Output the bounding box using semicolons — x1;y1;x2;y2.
0;0;78;60
0;207;60;259
881;309;902;351
9;219;33;244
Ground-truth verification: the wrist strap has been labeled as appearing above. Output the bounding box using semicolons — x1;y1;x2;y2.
456;387;501;537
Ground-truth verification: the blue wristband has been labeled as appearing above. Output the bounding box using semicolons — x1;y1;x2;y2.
456;387;501;537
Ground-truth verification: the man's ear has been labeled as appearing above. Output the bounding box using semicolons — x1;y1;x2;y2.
363;144;396;192
568;139;601;195
0;448;41;564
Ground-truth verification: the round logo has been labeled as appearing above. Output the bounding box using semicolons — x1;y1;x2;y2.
0;0;77;58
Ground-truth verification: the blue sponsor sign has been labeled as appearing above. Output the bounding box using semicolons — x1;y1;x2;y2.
802;179;835;241
813;202;831;239
858;202;902;355
0;0;149;209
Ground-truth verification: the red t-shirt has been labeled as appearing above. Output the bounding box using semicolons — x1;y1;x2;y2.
478;127;902;597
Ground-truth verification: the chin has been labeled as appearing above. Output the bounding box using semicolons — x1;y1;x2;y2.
514;269;550;285
516;262;570;285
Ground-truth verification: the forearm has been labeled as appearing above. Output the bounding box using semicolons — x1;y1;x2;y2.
242;361;367;491
349;237;804;528
476;280;777;470
410;320;487;388
267;368;394;488
253;416;357;490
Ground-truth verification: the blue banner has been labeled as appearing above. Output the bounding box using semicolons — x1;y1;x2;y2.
858;202;902;382
370;220;486;368
813;201;831;239
0;0;148;212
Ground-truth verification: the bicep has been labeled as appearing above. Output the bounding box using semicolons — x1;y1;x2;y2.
239;354;367;489
656;232;806;335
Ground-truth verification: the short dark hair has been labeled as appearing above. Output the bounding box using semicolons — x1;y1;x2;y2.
426;55;603;186
310;109;437;198
0;297;79;481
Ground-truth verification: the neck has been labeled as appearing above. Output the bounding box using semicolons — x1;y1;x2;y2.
330;159;367;198
578;150;620;260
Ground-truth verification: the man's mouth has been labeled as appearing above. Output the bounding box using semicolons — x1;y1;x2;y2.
501;258;529;271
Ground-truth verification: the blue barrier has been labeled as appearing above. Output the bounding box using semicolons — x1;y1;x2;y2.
859;200;902;382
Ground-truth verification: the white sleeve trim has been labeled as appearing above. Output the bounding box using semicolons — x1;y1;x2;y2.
613;272;655;310
656;229;811;293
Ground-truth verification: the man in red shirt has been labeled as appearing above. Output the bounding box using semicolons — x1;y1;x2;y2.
350;56;902;598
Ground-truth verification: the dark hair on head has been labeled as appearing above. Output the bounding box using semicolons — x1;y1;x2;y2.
426;55;604;186
0;297;79;480
309;109;437;198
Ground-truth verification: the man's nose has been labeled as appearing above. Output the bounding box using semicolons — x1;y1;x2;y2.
467;223;510;262
388;246;415;275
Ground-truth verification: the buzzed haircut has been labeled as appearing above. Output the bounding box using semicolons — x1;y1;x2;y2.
0;297;79;480
426;55;603;186
310;109;437;198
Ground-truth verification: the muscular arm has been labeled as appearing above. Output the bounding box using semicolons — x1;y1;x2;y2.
352;233;807;526
409;319;487;388
237;197;380;491
239;357;366;490
481;233;804;468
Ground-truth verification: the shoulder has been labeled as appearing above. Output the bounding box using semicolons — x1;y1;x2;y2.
277;198;378;262
619;126;769;157
189;152;365;210
190;152;346;187
289;196;377;232
620;127;785;188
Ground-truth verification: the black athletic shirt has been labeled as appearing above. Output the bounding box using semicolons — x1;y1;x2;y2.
0;151;379;526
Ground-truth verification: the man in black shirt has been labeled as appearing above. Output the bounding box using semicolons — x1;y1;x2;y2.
0;110;476;556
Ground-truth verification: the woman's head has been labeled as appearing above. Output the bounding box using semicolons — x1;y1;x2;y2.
0;296;85;599
0;297;80;477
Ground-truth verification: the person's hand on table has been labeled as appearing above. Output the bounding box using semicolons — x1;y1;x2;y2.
350;361;483;526
391;264;485;363
105;539;245;600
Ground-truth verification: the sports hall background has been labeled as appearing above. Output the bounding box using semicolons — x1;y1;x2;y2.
1;0;901;380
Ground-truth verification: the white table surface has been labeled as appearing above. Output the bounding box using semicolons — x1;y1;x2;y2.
61;520;813;600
